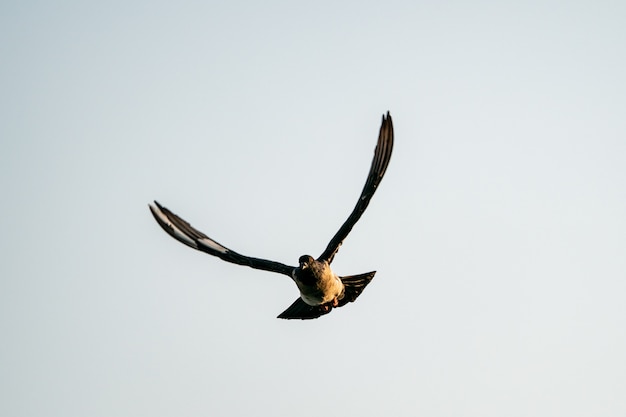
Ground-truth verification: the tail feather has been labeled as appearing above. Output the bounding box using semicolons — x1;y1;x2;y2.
277;271;377;320
337;271;376;307
277;298;333;320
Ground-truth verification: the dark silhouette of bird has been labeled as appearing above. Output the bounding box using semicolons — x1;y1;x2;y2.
149;112;394;319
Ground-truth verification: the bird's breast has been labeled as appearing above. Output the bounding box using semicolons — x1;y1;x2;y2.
295;267;344;306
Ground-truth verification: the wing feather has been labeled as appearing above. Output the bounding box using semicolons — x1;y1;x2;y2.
149;201;294;277
318;112;394;263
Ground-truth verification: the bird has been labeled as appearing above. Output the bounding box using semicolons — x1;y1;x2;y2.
149;112;394;319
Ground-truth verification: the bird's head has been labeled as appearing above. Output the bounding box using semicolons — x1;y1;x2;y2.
298;255;315;269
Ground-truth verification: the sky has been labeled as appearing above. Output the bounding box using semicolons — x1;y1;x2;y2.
1;0;625;416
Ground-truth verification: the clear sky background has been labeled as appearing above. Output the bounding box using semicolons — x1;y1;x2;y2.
1;1;625;416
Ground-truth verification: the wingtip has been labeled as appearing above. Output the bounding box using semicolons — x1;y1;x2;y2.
148;200;163;216
149;201;169;217
148;200;200;249
380;111;393;134
382;111;392;127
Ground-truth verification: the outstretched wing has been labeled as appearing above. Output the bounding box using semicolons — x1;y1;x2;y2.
317;112;394;264
149;201;294;277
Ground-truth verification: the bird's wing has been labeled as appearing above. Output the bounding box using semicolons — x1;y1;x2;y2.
277;298;334;320
149;201;294;277
317;112;394;264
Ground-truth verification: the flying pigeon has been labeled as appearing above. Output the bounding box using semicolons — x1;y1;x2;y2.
149;112;394;319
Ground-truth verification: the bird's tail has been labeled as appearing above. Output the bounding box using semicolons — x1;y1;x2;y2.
277;271;376;320
337;271;376;307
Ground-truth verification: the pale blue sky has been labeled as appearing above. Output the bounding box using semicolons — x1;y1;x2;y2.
1;1;625;416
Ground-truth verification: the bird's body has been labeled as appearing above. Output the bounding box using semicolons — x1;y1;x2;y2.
150;112;394;319
293;256;343;306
